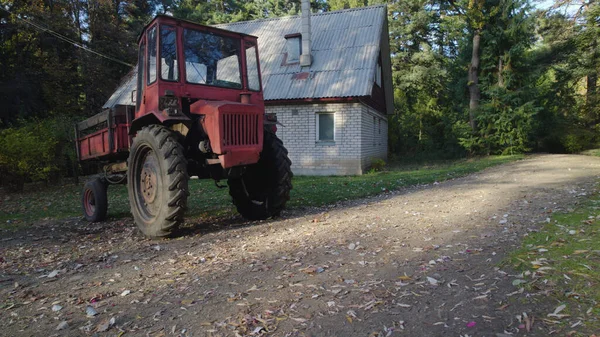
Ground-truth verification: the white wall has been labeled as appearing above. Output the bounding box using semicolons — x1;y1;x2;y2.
266;102;387;175
360;104;388;170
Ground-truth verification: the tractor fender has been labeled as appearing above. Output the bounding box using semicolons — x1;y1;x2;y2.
129;111;191;135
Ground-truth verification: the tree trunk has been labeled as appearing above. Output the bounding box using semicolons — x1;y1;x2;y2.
587;32;598;124
468;30;481;131
587;74;597;101
587;73;597;123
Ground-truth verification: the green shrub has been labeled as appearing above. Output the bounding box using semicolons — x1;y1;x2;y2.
0;119;62;192
368;158;386;173
560;128;595;154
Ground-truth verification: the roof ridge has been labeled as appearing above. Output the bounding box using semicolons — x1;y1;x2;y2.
215;4;386;27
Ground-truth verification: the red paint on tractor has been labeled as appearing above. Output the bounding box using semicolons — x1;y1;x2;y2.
191;100;263;168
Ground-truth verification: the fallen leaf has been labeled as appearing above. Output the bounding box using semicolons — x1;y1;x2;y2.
86;306;98;317
96;319;110;332
547;304;567;318
512;279;527;286
56;321;68;330
290;317;308;323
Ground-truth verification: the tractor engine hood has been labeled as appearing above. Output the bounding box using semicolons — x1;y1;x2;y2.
190;100;264;168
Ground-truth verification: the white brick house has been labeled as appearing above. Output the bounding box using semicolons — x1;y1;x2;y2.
218;4;393;175
103;4;393;175
266;103;388;175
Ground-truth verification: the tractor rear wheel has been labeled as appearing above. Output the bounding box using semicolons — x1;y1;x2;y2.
127;125;189;238
228;131;293;220
82;178;108;222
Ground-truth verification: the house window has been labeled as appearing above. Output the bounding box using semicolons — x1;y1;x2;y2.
317;113;334;142
285;33;301;64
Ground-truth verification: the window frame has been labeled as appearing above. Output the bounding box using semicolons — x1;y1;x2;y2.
283;33;302;65
245;41;262;92
147;25;158;85
159;24;179;82
316;112;335;143
136;40;146;111
182;28;243;89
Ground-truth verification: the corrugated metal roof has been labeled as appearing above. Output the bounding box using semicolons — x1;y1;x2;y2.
217;5;386;101
103;5;386;108
102;69;136;109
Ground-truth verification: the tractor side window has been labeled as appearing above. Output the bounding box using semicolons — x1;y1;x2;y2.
183;28;242;89
245;43;260;91
136;41;145;111
160;25;178;81
147;26;157;85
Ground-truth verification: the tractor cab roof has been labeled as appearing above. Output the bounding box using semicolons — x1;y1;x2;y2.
138;15;258;43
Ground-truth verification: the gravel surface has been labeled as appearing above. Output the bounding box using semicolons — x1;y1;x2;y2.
1;154;600;337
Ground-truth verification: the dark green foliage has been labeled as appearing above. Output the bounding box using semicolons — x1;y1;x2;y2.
368;158;386;173
0;118;67;191
386;0;600;157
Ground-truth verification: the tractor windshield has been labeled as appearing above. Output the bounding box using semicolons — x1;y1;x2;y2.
183;29;242;89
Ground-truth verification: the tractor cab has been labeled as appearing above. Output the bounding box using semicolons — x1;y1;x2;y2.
134;16;266;168
135;15;264;119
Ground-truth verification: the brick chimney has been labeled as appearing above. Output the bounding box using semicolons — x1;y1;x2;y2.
300;0;312;67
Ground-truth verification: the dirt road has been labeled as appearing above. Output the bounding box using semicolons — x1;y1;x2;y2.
1;154;600;337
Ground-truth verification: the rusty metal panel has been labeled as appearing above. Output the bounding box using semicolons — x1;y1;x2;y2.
102;69;137;109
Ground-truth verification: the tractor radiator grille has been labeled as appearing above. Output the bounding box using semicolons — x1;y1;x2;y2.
222;113;260;147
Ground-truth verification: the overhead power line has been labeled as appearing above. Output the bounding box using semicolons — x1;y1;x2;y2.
0;6;134;68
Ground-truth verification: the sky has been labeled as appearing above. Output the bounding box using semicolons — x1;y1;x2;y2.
533;0;580;15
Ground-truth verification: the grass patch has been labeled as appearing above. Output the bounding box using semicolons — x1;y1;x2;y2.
506;194;600;335
581;148;600;157
0;155;523;229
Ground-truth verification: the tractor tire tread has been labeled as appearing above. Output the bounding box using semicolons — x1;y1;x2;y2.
127;125;189;238
82;178;108;222
229;131;293;220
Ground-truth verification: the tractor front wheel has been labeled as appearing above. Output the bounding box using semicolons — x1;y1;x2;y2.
228;131;293;220
127;125;189;238
82;178;108;222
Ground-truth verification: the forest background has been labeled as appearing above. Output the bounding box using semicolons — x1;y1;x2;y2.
0;0;598;190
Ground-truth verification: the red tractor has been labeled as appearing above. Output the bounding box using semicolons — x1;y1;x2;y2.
75;15;292;237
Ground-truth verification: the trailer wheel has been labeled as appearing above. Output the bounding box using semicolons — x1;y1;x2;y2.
228;131;293;220
127;125;188;238
82;178;108;222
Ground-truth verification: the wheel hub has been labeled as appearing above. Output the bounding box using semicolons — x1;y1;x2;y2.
84;189;96;215
141;167;157;203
